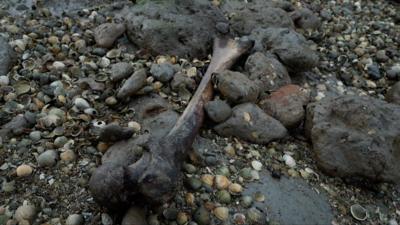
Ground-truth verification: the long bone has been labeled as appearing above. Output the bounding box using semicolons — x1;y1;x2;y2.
89;37;253;208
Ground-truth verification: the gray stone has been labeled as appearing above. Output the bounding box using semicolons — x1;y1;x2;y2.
222;0;293;35
110;62;134;82
305;95;400;183
386;81;400;105
150;63;176;82
386;65;400;80
290;8;321;30
94;23;126;48
117;68;147;99
29;131;42;142
0;36;15;76
170;72;196;91
245;52;291;93
204;99;232;123
376;50;389;62
54;136;68;148
66;214;84;225
244;171;334;225
37;150;58;167
125;0;227;58
215;70;259;104
214;103;287;144
250;28;319;72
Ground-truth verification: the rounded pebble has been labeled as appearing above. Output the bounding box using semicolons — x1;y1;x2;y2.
215;175;230;190
37;150;58;167
213;207;229;221
229;183;243;194
16;164;33;177
14;201;36;222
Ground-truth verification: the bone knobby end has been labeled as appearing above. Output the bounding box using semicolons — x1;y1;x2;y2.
89;36;253;210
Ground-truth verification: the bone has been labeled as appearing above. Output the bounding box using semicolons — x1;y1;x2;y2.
89;37;254;209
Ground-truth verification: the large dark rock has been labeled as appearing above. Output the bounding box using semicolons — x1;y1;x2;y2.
0;36;16;76
290;8;321;30
215;70;260;104
204;99;232;123
221;0;294;35
305;95;400;183
125;0;227;58
215;103;287;144
245;52;291;94
259;85;309;129
250;28;319;72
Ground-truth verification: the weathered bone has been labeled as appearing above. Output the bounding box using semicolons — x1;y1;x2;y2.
89;37;253;209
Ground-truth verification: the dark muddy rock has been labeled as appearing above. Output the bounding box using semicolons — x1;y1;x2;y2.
190;136;222;166
204;99;232;123
305;95;400;183
121;207;148;225
250;28;319;72
290;8;321;30
150;63;176;82
244;171;334;225
98;124;135;143
245;52;291;94
129;94;172;121
110;62;134;82
0;36;16;76
0;113;36;139
94;23;126;49
37;0;130;16
101;135;149;166
222;0;293;35
117;68;147;99
386;81;400;105
259;85;309;128
215;103;287;144
142;110;179;139
125;0;227;58
215;70;259;104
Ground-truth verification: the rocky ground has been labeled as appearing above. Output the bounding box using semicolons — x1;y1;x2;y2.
0;0;400;225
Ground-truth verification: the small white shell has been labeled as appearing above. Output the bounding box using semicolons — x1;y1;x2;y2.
84;108;98;116
283;154;296;168
92;120;106;128
350;204;368;221
251;160;262;171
